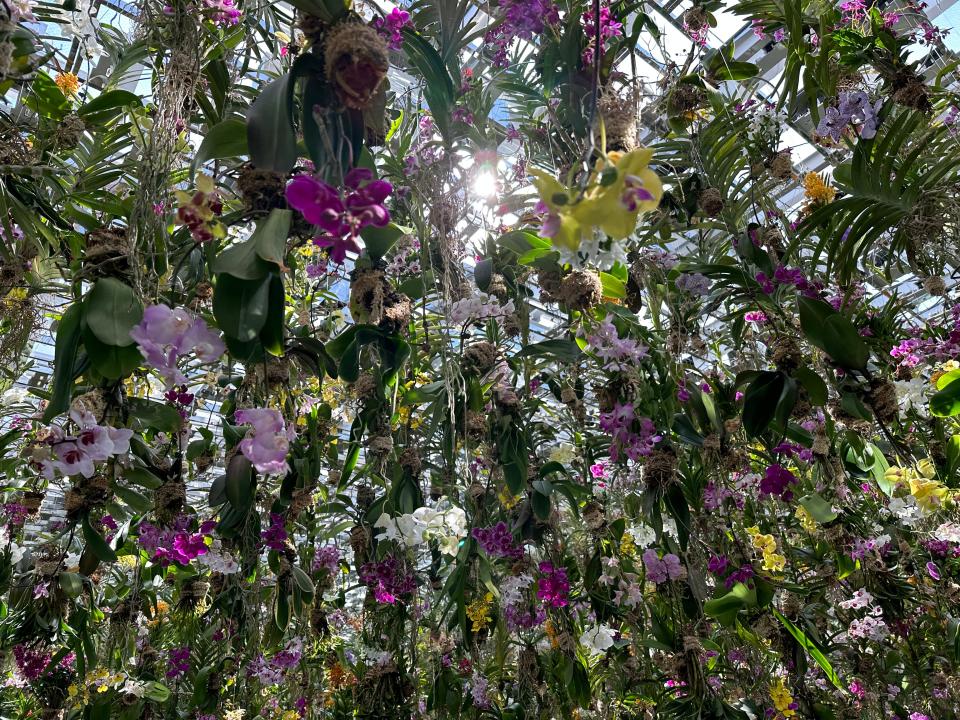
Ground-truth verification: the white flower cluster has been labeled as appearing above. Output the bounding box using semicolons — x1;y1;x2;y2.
195;539;240;574
374;498;467;555
745;105;787;147
579;624;616;655
556;234;627;271
447;293;515;326
934;521;960;542
626;523;656;548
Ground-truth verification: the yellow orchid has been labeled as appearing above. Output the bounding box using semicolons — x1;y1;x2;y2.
531;148;663;252
909;475;948;511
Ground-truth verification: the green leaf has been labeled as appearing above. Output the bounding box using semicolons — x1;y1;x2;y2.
246;72;297;172
514;339;582;363
742;371;785;437
43;303;84;422
24;71;70;120
260;273;286;356
192;118;249;175
930;374;960;416
77;89;142;124
531;490;551;520
704;582;755;627
84;278;143;347
254;209;292;268
143;682;170;703
291;564;315;594
474;258;493;291
799;493;838;523
794;366;828;405
125;466;164;489
81;513;117;563
360;222;404;263
712;61;759;81
114;485;151;513
798;297;869;370
212;209;292;279
225;453;254;508
59;571;84;598
599;271;626;300
274;588;290;631
213;273;271;341
127;398;183;433
773;609;843;690
337;339;361;383
82;326;142;379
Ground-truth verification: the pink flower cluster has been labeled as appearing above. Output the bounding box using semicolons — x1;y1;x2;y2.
759;463;797;500
312;544;340;573
138;518;216;567
37;410;133;479
472;522;523;559
359;555;417;604
373;8;412;50
130;304;225;389
285;168;392;264
586;315;648;371
261;513;288;551
536;561;570;607
235;408;291;475
582;4;622;66
484;0;559;67
642;549;684;583
163;0;240;28
599;402;661;462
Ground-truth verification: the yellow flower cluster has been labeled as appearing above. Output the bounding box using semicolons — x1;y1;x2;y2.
466;592;494;632
498;487;520;509
802;172;835;205
770;678;797;718
747;526;786;573
531;148;663;252
884;458;950;511
3;287;28;305
55;71;81;96
620;531;637;558
67;667;127;706
795;504;818;534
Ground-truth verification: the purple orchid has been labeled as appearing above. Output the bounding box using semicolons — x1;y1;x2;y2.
130;304;225;388
285;169;392;265
235;408;291;475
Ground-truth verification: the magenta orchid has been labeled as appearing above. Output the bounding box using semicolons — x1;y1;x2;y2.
285;168;392;265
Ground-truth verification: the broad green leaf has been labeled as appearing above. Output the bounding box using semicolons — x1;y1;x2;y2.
192;117;249;175
930;374;960;416
43;303;84;422
742;371;785;437
77;89;142;124
514;339;582;362
82;326;141;379
225;453;254;508
360;222;404;263
58;571;84;598
799;493;838;523
798;297;869;370
84;278;143;347
127;398;183;433
246;72;297;172
794;366;828;405
213;273;271;341
81;513;117;563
